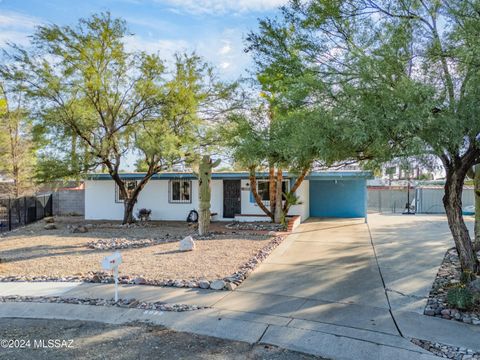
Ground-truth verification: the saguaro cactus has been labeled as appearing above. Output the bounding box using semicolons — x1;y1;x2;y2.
198;155;220;236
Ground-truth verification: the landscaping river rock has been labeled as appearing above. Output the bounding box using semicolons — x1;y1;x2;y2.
0;295;205;312
424;248;480;325
412;338;480;359
225;221;284;232
87;237;177;250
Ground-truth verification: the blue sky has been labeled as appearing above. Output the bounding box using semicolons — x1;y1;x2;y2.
0;0;287;80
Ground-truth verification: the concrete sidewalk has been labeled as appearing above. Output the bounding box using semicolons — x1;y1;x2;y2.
0;214;478;359
0;299;440;360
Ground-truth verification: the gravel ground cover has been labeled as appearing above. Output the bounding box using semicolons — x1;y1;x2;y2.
0;295;204;312
0;217;275;285
0;318;324;360
411;338;480;359
424;248;480;325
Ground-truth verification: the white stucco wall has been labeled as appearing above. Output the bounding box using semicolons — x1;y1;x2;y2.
85;179;200;221
239;179;310;221
85;178;310;222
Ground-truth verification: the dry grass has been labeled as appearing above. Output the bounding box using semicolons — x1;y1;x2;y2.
0;217;272;281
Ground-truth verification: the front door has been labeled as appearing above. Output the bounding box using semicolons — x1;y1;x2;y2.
223;180;241;218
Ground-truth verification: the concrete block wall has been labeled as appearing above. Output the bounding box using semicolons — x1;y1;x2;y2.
53;189;85;216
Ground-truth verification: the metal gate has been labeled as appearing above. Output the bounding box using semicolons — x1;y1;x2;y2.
0;194;53;233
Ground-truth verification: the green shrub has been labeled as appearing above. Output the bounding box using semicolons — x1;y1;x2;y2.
447;287;474;310
460;271;477;284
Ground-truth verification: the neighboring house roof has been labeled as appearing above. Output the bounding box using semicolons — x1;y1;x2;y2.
86;171;373;181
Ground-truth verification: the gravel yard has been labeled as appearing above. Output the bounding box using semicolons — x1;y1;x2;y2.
0;217;273;282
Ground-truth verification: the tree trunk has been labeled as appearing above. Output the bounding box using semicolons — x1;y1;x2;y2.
110;169;155;225
12;165;19;198
249;167;274;221
269;166;276;216
71;133;78;174
443;170;479;273
274;168;283;224
123;199;136;224
474;165;480;251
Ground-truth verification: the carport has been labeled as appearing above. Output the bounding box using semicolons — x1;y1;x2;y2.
308;171;372;220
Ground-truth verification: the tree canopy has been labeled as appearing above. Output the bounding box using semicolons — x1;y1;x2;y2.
1;12;236;223
244;0;480;271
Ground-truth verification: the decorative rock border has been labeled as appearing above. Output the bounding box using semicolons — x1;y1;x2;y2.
424;248;480;325
225;222;284;232
411;338;480;359
0;295;205;312
225;216;300;233
0;235;287;291
87;237;178;250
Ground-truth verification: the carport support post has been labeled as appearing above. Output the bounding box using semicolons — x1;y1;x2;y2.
364;181;368;224
114;266;119;303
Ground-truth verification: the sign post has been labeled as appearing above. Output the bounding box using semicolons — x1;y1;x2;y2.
101;252;123;302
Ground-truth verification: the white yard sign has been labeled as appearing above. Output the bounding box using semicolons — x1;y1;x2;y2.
101;252;123;302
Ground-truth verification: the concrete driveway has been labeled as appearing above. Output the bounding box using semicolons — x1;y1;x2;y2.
215;217;397;335
214;214;475;338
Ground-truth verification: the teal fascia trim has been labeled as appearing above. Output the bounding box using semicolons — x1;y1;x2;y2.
86;171;373;181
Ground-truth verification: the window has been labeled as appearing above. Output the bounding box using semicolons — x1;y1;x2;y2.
115;180;137;203
257;180;290;202
169;180;191;203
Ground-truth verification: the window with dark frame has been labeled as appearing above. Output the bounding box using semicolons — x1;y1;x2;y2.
169;180;191;203
115;180;138;203
257;180;290;201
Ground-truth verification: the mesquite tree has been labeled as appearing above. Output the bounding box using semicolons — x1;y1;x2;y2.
197;155;221;235
0;82;37;197
247;0;480;273
468;166;480;252
224;106;335;224
1;13;233;223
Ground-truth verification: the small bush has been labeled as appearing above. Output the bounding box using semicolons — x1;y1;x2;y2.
137;208;151;221
460;271;476;284
447;287;474;310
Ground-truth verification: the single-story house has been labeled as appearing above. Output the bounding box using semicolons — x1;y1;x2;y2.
85;171;373;222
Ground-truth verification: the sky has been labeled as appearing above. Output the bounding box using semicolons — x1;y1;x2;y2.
0;0;287;80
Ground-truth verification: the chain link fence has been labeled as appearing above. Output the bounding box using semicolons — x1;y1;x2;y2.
368;186;474;214
368;187;416;213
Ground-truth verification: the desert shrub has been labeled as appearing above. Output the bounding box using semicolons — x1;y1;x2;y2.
460;271;477;284
447;287;474;310
137;208;151;221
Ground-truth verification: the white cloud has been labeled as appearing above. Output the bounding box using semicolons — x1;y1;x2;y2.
218;41;232;55
123;28;251;80
123;35;190;58
194;28;251;79
0;10;38;29
0;11;42;47
0;30;31;47
159;0;287;15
